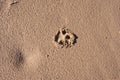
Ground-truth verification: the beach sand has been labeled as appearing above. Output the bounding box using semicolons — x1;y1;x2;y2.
0;0;120;80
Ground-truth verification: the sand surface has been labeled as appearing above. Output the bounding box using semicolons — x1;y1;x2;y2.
0;0;120;80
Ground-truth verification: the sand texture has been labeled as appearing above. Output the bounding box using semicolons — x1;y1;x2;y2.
0;0;120;80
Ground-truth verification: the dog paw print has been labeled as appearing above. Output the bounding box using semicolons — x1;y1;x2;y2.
54;27;78;48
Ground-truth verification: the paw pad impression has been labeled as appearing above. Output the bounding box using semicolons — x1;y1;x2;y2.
54;27;78;48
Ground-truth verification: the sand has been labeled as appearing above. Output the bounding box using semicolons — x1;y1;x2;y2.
0;0;120;80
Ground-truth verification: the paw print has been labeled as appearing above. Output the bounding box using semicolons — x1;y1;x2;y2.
54;27;78;48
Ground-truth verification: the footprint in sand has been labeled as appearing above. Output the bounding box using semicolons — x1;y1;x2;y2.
10;46;43;72
54;27;78;48
9;48;25;70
